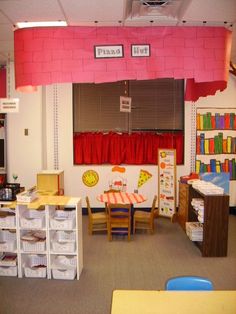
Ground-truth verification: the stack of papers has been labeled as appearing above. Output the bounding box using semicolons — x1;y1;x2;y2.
192;180;224;195
186;222;203;241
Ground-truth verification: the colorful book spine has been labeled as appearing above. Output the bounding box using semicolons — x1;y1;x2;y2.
227;136;232;153
215;113;220;129
211;116;215;129
223;139;227;154
204;139;209;154
230;113;235;130
232;137;236;154
200;133;205;154
196;113;201;130
196;160;201;174
214;135;219;154
216;160;221;173
209;138;215;154
220;115;225;129
225;159;229;173
203;114;208;130
218;132;223;154
224;113;230;129
206;112;212;129
196;136;201;155
232;158;236;180
210;159;216;172
200;115;204;130
229;160;233;179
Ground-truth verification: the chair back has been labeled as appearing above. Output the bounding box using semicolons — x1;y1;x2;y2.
108;203;131;220
85;196;92;217
107;203;131;240
150;195;157;217
166;276;213;291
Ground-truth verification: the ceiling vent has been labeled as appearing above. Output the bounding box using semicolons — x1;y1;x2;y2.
140;0;170;7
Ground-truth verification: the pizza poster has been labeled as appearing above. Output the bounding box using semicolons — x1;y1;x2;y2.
158;149;176;218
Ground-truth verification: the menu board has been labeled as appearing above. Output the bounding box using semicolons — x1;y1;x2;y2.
158;149;176;218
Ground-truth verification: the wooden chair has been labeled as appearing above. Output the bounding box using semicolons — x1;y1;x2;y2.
85;196;108;235
133;195;157;234
107;203;131;241
104;189;120;214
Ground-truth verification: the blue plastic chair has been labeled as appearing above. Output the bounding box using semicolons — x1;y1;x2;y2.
165;276;213;291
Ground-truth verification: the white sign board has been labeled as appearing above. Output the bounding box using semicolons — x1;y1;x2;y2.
0;98;19;113
120;96;131;113
158;148;176;218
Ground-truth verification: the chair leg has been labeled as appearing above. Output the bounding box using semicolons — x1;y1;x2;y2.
133;219;136;234
88;221;92;235
108;224;112;241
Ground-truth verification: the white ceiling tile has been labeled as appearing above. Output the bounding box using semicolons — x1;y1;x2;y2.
60;0;126;24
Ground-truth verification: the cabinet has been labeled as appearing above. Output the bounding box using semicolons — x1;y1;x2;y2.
0;196;83;280
177;182;189;231
37;170;64;195
188;185;229;257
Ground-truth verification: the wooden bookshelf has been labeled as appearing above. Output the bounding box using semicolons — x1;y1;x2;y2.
188;185;229;257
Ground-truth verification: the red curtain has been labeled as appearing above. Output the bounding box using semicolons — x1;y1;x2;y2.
74;132;184;165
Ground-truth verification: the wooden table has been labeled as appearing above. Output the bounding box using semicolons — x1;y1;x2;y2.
111;290;236;314
97;192;147;234
97;192;146;205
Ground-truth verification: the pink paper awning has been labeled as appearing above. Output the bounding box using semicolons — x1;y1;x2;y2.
14;26;232;101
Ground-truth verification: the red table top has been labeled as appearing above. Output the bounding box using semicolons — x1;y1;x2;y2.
97;192;146;204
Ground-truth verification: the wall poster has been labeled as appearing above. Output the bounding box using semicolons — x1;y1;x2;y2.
158;149;176;218
196;108;236;180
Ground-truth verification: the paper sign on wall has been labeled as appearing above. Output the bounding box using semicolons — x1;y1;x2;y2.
0;98;19;113
158;149;176;218
120;96;131;113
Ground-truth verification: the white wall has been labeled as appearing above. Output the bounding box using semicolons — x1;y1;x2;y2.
7;63;43;189
7;62;236;207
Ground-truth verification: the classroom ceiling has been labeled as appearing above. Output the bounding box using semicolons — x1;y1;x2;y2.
0;0;236;67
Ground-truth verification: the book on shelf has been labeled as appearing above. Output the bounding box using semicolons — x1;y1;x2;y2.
218;132;223;154
224;113;230;129
196;113;201;130
196;136;201;154
200;115;204;130
209;138;214;154
216;160;221;173
211;116;215;129
214;135;219;154
200;133;205;154
215;113;220;129
204;139;209;154
227;136;232;154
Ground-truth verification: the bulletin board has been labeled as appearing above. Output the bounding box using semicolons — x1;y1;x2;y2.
158;149;176;218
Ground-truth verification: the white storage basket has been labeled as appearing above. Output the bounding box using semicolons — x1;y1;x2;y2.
0;241;16;252
53;255;77;268
20;210;45;229
22;240;46;252
50;211;75;230
0;266;17;276
0;215;15;228
52;268;76;280
24;266;47;278
51;241;75;253
55;230;76;242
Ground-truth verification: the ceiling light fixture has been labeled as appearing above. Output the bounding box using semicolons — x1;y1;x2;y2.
15;21;67;29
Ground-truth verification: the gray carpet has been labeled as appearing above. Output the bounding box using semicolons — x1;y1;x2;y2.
0;215;236;314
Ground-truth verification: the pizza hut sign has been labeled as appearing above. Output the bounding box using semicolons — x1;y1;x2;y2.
94;44;150;58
